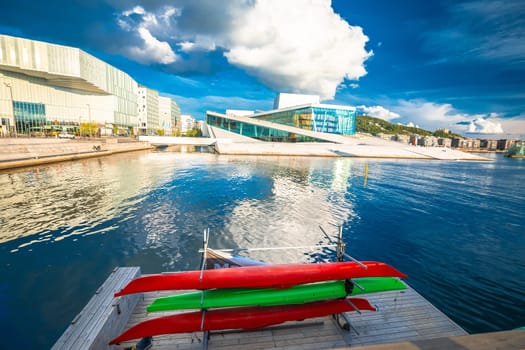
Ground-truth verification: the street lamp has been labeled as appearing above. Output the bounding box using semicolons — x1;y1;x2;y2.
86;103;92;137
3;82;17;138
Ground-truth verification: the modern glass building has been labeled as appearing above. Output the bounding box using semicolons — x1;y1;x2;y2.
0;34;178;137
206;102;356;143
254;104;356;135
0;34;141;136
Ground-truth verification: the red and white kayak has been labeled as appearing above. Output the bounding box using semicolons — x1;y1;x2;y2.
109;297;375;345
115;261;407;297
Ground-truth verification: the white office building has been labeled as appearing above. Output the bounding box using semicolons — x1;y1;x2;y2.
273;93;320;109
158;96;181;136
180;114;196;134
137;86;160;135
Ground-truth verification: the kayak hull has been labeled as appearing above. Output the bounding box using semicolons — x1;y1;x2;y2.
147;277;406;312
109;297;375;345
350;277;407;296
115;261;407;297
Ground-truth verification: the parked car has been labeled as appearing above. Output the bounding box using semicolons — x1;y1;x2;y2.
58;133;75;139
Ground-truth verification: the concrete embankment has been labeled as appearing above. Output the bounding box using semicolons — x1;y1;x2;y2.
0;138;153;171
142;134;490;161
213;140;490;161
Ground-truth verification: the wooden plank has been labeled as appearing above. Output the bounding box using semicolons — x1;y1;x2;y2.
343;284;466;347
60;267;139;349
340;330;525;350
52;267;141;350
68;268;135;348
65;267;136;348
87;269;142;349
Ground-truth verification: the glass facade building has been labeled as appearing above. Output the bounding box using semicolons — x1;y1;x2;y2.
0;34;183;137
13;101;46;134
206;103;356;143
0;34;142;136
207;112;329;143
254;105;356;135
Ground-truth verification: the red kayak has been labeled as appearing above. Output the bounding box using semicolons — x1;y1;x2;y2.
115;261;406;297
109;297;375;344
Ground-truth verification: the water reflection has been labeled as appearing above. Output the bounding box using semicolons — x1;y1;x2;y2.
1;152;523;349
222;158;356;263
0;152;212;247
0;152;361;262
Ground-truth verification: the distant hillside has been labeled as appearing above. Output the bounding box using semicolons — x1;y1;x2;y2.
356;115;462;138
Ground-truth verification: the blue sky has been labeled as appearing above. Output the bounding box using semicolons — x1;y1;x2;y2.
1;0;524;138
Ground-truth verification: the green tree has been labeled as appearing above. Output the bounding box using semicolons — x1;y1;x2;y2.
356;115;459;138
185;128;202;137
80;122;97;137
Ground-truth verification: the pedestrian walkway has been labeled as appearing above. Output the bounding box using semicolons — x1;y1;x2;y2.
0;137;152;170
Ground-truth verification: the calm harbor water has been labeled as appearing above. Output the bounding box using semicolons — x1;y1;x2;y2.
0;151;524;348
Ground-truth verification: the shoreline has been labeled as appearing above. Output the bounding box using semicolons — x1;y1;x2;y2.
0;135;490;172
0;137;153;171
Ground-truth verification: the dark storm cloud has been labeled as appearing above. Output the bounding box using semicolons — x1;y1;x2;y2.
161;49;230;76
174;0;254;34
0;0;246;74
107;0;255;37
0;0;139;57
106;1;257;74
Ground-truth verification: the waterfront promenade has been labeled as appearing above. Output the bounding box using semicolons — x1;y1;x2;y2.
0;134;489;172
141;134;490;161
0;137;153;171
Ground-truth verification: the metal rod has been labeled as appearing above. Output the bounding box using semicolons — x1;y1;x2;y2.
319;225;334;243
364;163;369;187
200;290;205;306
352;280;365;291
345;298;362;315
336;225;345;262
200;310;206;331
199;228;209;282
338;312;360;335
343;252;368;269
202;331;209;350
198;243;337;253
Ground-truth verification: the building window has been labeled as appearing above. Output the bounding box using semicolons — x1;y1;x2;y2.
13;101;47;135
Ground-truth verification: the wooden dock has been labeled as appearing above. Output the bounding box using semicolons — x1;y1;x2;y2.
52;267;142;350
53;267;525;349
113;271;467;349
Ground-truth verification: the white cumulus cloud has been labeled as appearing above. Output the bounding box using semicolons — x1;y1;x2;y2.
224;0;372;99
115;1;371;98
117;6;178;64
178;36;217;52
389;99;510;135
128;27;178;64
358;105;400;121
393;100;470;131
467;117;504;134
498;116;525;137
405;122;419;128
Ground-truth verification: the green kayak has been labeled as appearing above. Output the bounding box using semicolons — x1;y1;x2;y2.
147;277;406;312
